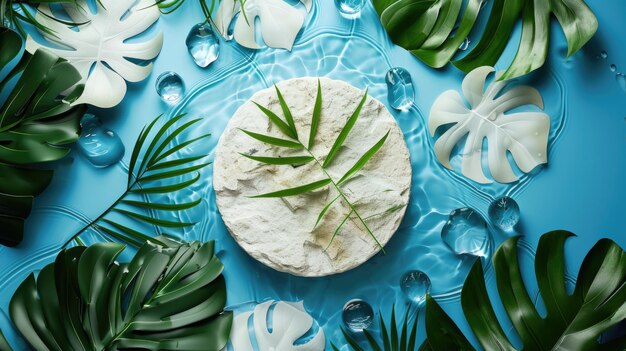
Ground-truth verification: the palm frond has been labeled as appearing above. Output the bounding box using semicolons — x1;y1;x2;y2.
62;114;210;248
338;305;422;351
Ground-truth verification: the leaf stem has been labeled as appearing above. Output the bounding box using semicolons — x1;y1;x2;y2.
303;147;386;253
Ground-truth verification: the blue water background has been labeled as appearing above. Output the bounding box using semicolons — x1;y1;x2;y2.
0;0;625;349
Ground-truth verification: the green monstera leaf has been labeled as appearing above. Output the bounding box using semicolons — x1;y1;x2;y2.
0;28;85;246
5;237;233;350
423;231;626;350
373;0;598;79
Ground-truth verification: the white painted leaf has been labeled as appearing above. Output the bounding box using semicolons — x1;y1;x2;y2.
230;300;325;351
214;0;312;50
25;0;164;108
428;66;550;184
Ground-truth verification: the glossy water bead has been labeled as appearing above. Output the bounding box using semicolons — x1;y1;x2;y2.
342;299;374;332
335;0;365;18
386;67;415;111
186;23;220;68
78;114;125;168
441;208;490;257
400;270;431;306
488;196;520;232
155;71;185;104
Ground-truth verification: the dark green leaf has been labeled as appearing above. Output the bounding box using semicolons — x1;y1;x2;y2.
254;102;297;139
423;231;626;351
120;198;202;211
308;79;322;150
140;162;210;182
240;153;313;165
338;131;389;185
250;178;331;198
240;129;303;149
113;209;195;228
323;91;368;168
8;239;232;350
130;172;201;194
275;85;298;139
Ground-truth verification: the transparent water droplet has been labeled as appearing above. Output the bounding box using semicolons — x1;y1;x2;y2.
78;114;125;168
458;38;470;51
600;51;608;59
335;0;365;18
488;196;520;232
186;23;220;68
610;64;617;72
400;270;431;305
441;208;490;257
386;67;415;111
155;71;185;104
342;299;374;332
617;73;626;95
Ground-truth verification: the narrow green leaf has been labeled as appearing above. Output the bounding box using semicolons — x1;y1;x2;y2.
136;114;186;178
363;330;383;351
148;155;206;171
425;295;475;350
240;153;313;165
308;79;322;150
254;102;297;139
323;91;368;168
275;85;298;139
390;305;399;351
380;311;392;351
94;224;142;247
250;178;331;198
313;194;341;229
131;172;201;194
151;133;211;165
146;118;203;167
140;162;210;182
112;209;195;228
120;198;202;211
325;210;353;251
240;129;303;149
100;219;169;247
338;131;389;185
340;327;365;351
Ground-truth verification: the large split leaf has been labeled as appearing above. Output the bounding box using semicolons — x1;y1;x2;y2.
26;0;164;108
214;0;312;50
424;230;626;350
230;300;325;350
372;0;598;79
0;28;85;247
428;66;550;184
6;238;233;350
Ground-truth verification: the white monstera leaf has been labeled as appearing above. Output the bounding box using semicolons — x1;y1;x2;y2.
215;0;312;50
429;66;550;184
26;0;164;108
230;300;325;350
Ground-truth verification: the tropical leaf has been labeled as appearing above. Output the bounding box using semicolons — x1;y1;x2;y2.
25;0;164;108
335;305;422;351
429;66;550;184
242;83;391;250
230;300;325;350
372;0;598;79
424;230;626;350
3;238;232;350
61;114;211;248
0;28;85;247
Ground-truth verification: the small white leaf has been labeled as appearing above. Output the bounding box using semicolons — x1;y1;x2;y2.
25;0;164;108
428;66;550;184
215;0;312;50
230;300;325;351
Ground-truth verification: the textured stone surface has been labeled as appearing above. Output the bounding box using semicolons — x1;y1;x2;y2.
214;77;411;276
